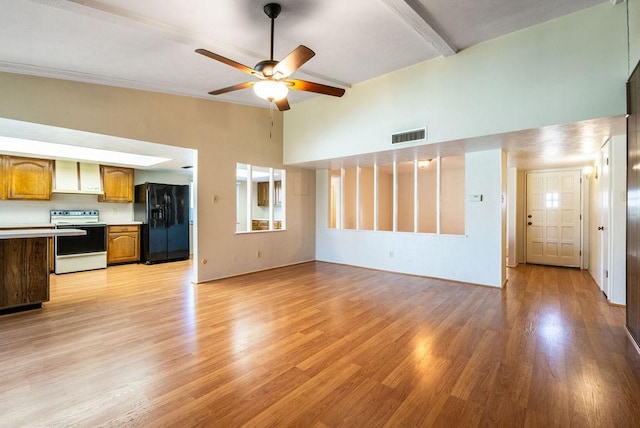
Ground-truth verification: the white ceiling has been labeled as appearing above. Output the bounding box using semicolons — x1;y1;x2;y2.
0;0;624;170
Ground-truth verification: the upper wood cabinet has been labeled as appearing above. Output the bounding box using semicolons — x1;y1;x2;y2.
257;181;269;206
2;156;52;200
99;166;134;202
257;180;282;207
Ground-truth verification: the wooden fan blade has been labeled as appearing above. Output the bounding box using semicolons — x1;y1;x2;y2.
272;45;315;79
275;98;290;111
208;82;255;96
287;79;345;97
196;49;258;76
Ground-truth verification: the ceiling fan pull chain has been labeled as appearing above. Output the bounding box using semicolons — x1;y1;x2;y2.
269;102;274;139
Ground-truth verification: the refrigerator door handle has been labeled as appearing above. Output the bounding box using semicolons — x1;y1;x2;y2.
165;193;171;228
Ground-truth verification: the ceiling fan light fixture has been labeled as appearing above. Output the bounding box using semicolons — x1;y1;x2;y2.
253;80;288;101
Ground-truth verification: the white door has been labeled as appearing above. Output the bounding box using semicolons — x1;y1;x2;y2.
600;142;610;296
526;170;582;267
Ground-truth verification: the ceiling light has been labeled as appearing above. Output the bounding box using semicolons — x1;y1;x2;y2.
418;159;432;170
0;136;170;167
253;80;288;101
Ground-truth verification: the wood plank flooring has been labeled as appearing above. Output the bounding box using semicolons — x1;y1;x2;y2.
1;261;639;427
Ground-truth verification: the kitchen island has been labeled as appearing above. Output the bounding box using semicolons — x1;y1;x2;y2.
0;228;85;314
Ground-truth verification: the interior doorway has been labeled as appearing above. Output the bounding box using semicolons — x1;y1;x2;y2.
525;169;582;267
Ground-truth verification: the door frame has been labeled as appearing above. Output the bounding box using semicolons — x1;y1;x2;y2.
524;167;585;268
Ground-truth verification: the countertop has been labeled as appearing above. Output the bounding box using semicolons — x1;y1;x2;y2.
0;229;87;239
0;224;56;229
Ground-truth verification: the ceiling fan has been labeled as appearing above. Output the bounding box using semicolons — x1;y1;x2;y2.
196;2;345;111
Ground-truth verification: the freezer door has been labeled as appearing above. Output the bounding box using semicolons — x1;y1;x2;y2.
166;184;190;260
146;184;168;262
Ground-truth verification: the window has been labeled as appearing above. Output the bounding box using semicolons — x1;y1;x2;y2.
417;159;437;233
377;164;394;231
397;161;415;232
359;166;374;231
440;156;465;234
343;167;357;229
327;156;465;235
236;163;285;233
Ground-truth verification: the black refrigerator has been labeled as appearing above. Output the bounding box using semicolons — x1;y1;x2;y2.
134;183;190;264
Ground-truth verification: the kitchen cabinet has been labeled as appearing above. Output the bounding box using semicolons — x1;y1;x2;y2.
107;225;140;264
0;237;49;311
257;180;282;207
0;225;55;272
251;220;282;231
1;156;52;200
99;166;134;202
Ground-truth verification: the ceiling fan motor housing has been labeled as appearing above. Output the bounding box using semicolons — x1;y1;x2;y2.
264;3;281;19
254;60;278;77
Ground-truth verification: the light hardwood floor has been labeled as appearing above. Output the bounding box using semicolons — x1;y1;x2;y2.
1;261;639;427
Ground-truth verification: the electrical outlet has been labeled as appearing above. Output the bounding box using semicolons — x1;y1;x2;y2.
389;251;394;258
112;208;118;215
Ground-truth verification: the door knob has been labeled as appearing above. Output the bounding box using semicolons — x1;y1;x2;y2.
528;222;532;226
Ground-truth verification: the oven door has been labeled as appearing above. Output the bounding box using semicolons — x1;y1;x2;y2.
55;224;107;256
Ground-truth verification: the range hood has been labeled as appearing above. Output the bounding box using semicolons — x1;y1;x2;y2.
53;160;103;195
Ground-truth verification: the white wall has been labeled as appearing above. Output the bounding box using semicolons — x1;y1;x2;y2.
0;193;133;224
285;3;628;165
610;135;627;305
631;0;640;74
589;156;603;286
507;167;517;267
588;135;626;306
316;150;505;287
134;169;192;185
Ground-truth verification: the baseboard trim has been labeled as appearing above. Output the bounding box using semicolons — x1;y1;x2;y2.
315;259;503;289
196;259;316;284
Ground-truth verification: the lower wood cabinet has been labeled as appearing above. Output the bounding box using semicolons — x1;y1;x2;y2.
1;237;49;310
251;220;282;231
107;225;140;265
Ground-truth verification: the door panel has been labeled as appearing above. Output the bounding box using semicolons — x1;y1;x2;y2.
627;62;640;348
526;170;581;267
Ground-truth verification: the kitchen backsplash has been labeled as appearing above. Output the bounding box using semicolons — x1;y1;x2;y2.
0;193;134;225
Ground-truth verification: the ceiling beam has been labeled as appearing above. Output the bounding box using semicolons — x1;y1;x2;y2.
380;0;457;56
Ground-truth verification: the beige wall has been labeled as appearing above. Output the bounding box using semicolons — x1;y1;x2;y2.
343;167;357;229
359;167;374;230
0;72;316;282
440;158;465;235
417;167;437;233
378;167;393;231
397;168;414;232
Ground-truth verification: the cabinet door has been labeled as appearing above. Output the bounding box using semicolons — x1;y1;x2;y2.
5;156;52;200
99;166;134;202
107;229;140;264
257;181;269;206
0;238;49;308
